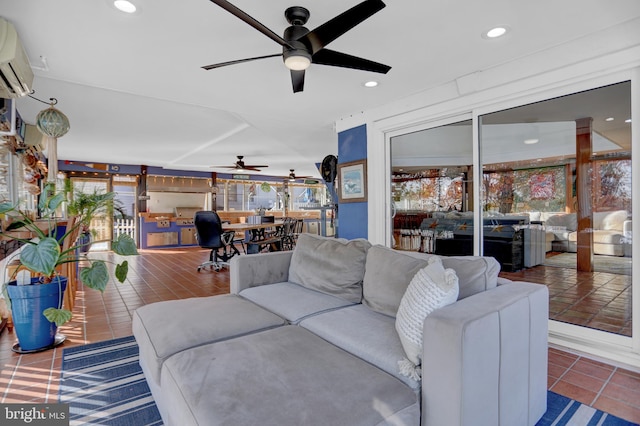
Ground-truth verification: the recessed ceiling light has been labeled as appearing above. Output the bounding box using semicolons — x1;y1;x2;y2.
483;26;509;39
524;139;539;145
114;0;137;13
605;117;614;122
625;118;632;123
364;81;378;88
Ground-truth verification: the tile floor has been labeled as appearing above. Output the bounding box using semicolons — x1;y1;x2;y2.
0;247;639;424
500;260;632;336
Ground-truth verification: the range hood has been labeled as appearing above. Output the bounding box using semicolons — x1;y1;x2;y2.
146;175;213;193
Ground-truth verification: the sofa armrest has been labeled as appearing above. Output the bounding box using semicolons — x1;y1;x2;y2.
421;282;548;426
230;251;293;294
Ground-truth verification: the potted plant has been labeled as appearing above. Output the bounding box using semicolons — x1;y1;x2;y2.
64;180;116;254
0;183;138;352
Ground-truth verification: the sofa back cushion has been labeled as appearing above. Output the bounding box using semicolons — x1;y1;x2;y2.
362;245;500;317
362;246;430;317
545;213;577;231
288;233;371;303
594;210;628;231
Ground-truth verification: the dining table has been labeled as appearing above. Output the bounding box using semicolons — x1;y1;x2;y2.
222;221;285;253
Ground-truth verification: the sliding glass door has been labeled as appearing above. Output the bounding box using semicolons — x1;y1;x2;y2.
479;81;633;336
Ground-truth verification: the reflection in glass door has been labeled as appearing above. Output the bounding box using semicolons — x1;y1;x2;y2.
390;120;473;253
479;81;633;337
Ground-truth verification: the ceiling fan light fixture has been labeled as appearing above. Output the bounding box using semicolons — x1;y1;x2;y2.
483;26;510;39
114;0;137;13
284;54;311;71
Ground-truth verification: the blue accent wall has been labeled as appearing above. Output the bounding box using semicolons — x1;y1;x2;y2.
337;124;367;240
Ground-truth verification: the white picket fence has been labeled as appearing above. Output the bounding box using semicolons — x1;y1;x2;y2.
91;217;136;241
114;218;136;240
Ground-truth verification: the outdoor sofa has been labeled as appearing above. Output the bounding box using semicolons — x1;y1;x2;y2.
132;233;549;425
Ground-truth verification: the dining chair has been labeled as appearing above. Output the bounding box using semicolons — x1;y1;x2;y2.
194;211;240;272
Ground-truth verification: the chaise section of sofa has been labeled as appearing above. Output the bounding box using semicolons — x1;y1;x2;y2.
161;325;420;426
132;293;287;416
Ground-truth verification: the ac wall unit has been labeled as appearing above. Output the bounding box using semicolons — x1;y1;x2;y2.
0;18;34;98
24;123;44;150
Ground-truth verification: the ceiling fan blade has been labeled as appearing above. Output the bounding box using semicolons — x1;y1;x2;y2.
312;49;390;74
202;53;282;70
209;0;294;49
291;69;305;93
299;0;386;54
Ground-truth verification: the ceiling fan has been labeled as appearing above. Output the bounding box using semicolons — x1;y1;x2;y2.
210;155;269;172
203;0;391;93
285;169;313;181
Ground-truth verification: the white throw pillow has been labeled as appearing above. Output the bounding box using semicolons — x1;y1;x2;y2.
395;256;459;381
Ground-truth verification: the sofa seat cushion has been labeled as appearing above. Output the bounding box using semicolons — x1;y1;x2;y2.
240;281;355;324
132;294;285;386
288;233;371;303
567;230;624;245
549;229;571;241
300;304;420;390
161;326;419;426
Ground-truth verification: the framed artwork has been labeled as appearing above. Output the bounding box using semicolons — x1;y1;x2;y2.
529;172;554;200
338;159;367;203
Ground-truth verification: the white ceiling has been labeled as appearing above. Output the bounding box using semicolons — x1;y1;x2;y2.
2;0;640;179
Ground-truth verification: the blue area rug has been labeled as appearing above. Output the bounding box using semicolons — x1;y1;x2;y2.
538;391;637;426
60;336;637;426
59;336;162;425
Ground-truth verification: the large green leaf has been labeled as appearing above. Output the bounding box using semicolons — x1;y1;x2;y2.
112;234;139;256
43;307;72;326
115;261;129;283
46;192;66;213
19;237;60;276
80;261;109;292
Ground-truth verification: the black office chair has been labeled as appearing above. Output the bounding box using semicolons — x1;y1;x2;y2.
194;211;240;272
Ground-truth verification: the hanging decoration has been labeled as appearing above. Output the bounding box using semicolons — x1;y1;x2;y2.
31;93;70;183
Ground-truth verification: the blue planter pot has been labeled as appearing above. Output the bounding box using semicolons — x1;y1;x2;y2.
78;232;92;254
6;277;68;351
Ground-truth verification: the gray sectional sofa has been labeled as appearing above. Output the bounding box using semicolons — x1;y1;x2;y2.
132;233;549;426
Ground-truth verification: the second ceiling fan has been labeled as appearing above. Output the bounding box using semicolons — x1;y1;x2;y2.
203;0;391;93
211;155;269;172
285;169;313;181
